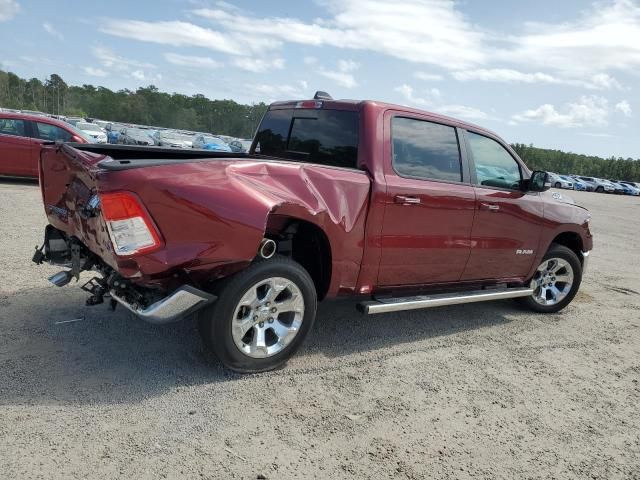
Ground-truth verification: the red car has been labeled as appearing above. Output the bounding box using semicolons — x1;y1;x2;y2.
34;93;592;373
0;112;89;178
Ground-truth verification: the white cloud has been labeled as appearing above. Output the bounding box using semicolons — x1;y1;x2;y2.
315;59;361;88
394;84;441;106
451;69;622;90
131;70;145;81
394;84;485;120
83;66;108;77
436;105;488;120
92;46;156;72
232;57;284;73
0;0;19;22
244;81;308;101
414;72;444;81
193;1;486;69
512;96;610;128
100;19;280;56
500;0;640;74
43;22;63;40
164;52;222;69
615;100;632;116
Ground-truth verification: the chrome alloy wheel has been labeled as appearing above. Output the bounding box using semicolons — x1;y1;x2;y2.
231;277;305;358
530;258;574;306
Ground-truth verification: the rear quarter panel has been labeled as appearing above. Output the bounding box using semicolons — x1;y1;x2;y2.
95;159;371;295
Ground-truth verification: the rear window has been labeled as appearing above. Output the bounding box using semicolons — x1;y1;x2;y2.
253;108;359;169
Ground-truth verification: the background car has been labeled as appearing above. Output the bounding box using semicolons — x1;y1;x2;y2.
563;175;586;191
76;122;108;144
618;181;640;195
0;112;89;178
548;172;573;189
119;127;154;146
192;134;232;151
608;180;636;195
152;130;193;148
578;176;614;193
602;179;624;194
570;175;595;191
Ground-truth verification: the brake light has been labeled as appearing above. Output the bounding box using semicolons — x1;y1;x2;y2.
295;100;323;109
100;191;162;256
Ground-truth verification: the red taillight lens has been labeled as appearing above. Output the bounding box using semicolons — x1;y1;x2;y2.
295;100;323;109
100;191;162;256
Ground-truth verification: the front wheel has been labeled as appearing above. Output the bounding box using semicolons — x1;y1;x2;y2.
518;244;582;313
199;256;317;373
596;186;604;193
554;182;561;188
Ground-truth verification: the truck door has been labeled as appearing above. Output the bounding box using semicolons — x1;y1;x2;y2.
378;112;475;287
460;130;544;281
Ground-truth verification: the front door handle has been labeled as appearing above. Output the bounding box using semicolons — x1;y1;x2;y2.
395;195;421;205
479;202;500;212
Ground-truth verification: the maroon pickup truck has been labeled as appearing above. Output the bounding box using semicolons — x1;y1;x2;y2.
34;92;592;372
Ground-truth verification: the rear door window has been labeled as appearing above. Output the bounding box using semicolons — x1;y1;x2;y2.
34;122;72;142
391;117;462;182
0;118;27;137
253;108;359;169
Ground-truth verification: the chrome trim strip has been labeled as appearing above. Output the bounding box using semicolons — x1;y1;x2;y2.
359;288;534;315
110;286;216;324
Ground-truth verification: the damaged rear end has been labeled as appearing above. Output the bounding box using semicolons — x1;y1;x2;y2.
33;144;261;323
34;143;371;324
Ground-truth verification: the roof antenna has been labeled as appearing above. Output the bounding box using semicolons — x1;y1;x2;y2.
314;91;333;100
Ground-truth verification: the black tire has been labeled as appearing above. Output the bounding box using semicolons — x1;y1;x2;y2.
518;244;582;313
198;256;317;373
596;186;604;193
554;182;561;188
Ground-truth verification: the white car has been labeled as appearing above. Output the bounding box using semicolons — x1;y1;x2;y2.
76;122;108;144
548;172;573;189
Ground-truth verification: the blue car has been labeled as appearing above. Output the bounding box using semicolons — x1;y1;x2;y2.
562;175;585;191
192;134;232;152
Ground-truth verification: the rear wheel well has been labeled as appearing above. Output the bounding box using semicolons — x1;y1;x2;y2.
550;232;583;261
266;217;332;300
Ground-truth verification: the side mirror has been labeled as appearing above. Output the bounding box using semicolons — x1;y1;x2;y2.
525;171;551;192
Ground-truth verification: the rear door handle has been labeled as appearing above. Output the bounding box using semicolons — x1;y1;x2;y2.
394;195;421;205
479;202;500;212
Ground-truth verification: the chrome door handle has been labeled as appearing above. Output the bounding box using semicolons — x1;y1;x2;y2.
394;195;421;205
480;202;500;212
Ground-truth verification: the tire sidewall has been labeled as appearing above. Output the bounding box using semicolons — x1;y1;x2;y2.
203;257;317;372
523;244;583;313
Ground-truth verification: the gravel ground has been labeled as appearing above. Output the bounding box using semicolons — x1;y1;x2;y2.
0;180;639;479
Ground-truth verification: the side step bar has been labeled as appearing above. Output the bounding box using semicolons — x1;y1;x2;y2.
357;287;533;315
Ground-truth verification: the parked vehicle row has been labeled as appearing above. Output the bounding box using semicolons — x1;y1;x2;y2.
547;171;640;196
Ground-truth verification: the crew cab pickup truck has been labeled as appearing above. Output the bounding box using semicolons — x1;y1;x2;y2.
34;92;593;372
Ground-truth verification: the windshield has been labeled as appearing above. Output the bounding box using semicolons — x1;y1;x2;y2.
161;131;189;141
77;123;102;132
253;108;359;169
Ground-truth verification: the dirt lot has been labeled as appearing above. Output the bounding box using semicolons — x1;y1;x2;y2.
0;181;639;480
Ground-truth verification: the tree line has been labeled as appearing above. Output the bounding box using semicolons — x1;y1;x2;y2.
1;70;638;181
511;144;640;182
0;70;268;138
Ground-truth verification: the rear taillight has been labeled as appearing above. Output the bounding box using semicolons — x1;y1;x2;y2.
99;191;162;256
295;100;323;109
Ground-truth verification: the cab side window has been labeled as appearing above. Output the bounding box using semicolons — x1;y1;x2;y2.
392;117;462;182
0;118;27;137
467;131;521;190
34;122;72;142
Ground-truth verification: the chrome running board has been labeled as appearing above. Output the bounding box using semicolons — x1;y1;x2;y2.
357;287;533;315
